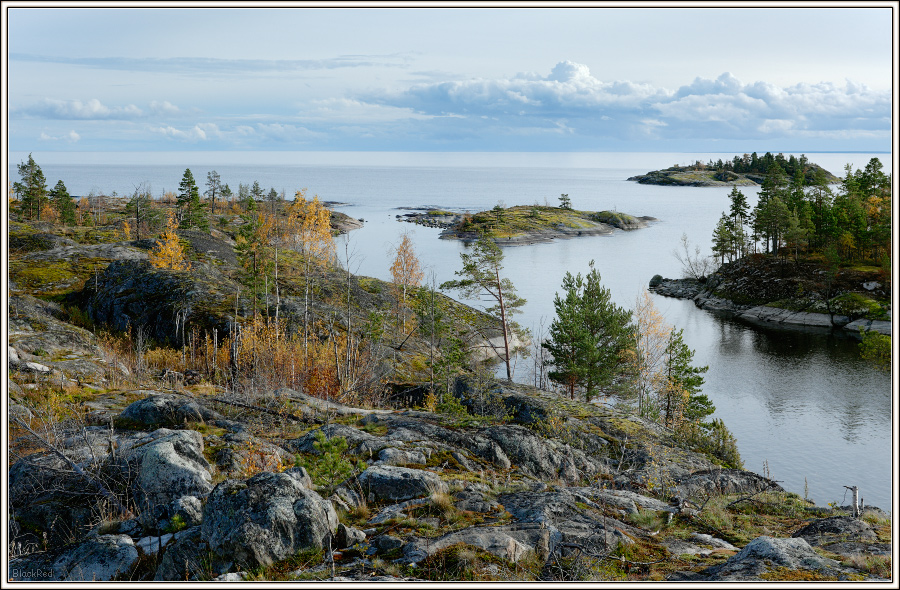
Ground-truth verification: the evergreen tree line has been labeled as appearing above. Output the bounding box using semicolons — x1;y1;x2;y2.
711;157;891;266
698;151;820;180
10;155;289;233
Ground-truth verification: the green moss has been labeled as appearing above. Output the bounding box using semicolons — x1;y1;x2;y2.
759;567;840;582
830;293;889;320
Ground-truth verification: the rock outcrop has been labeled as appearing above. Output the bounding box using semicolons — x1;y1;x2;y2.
201;471;338;568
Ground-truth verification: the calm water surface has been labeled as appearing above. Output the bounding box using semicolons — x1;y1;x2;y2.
8;151;894;510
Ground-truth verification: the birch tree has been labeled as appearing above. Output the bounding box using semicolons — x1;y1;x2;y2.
389;231;424;332
285;192;335;364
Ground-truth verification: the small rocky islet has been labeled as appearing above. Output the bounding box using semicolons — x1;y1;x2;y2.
7;205;891;582
399;204;657;246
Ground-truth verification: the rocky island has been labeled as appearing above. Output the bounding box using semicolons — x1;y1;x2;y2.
401;205;655;246
628;152;840;187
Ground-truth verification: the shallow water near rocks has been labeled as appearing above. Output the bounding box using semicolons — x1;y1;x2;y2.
10;150;893;511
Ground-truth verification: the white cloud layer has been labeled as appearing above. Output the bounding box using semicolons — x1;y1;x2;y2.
363;62;891;144
20;98;191;120
8;61;890;151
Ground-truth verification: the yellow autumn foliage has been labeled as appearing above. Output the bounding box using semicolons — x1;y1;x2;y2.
149;211;188;270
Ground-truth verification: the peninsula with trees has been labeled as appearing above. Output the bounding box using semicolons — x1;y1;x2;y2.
402;195;655;245
651;157;891;370
628;152;841;187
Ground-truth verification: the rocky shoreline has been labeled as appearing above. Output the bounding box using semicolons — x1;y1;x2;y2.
649;277;891;338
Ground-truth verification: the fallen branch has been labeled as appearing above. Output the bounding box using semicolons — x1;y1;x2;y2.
11;415;133;518
726;480;784;510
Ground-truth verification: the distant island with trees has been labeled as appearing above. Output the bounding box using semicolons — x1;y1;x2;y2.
628;152;841;187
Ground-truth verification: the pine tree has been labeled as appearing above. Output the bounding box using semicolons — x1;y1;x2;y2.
206;170;222;215
238;183;255;212
235;212;274;318
16;154;48;220
727;186;749;258
176;168;207;231
125;185;160;239
544;261;634;402
49;180;76;226
441;233;525;381
711;214;734;265
660;329;709;428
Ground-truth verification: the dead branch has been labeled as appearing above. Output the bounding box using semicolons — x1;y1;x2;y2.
11;415;132;518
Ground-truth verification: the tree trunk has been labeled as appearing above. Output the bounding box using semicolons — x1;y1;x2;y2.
496;268;511;381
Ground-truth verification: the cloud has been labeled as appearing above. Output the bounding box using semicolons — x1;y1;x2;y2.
23;98;143;120
17;98;194;122
149;100;182;116
359;61;891;144
39;130;81;142
151;123;220;142
9;52;412;75
303;98;434;123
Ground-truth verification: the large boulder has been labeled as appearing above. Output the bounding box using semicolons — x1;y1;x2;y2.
791;516;887;557
118;429;214;530
153;526;230;582
403;524;553;565
85;259;241;347
482;424;605;484
118;393;222;428
357;465;447;503
201;471;338;568
10;535;139;582
792;516;876;546
703;536;852;581
674;469;784;499
289;423;379;455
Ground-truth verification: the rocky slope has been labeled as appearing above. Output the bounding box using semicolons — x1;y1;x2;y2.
6;219;891;582
8;384;889;582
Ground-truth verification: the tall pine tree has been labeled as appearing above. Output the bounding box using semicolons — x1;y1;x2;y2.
49;180;76;225
176;168;208;231
15;154;48;220
441;233;525;381
544;261;634;402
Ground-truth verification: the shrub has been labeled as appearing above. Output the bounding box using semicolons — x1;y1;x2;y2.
674;418;743;469
296;433;366;494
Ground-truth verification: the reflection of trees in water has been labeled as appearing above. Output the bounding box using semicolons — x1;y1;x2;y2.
707;315;889;438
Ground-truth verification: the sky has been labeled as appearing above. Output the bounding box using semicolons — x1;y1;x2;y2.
3;4;896;154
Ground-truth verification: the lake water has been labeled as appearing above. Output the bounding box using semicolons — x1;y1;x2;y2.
7;151;894;511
